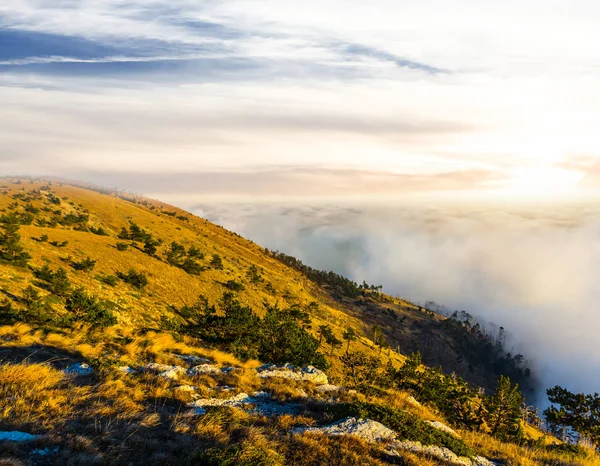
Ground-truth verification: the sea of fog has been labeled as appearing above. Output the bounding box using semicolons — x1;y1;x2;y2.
191;201;600;401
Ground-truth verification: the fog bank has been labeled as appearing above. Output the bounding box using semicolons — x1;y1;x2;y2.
192;202;600;397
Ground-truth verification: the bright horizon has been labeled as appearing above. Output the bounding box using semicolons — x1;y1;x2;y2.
2;1;600;202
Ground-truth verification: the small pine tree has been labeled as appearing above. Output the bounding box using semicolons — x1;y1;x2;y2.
343;327;358;354
0;221;31;266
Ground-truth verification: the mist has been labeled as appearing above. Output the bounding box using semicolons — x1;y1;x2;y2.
191;201;600;400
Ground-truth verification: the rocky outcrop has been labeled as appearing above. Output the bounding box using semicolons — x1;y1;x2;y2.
426;420;460;437
187;391;302;416
256;364;328;385
293;417;396;443
186;364;223;376
387;441;497;466
174;354;212;365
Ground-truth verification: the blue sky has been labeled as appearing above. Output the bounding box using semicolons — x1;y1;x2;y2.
1;0;600;202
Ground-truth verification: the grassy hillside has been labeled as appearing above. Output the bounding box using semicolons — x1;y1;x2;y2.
0;177;597;465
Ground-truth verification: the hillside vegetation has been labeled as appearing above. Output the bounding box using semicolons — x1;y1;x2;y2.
0;178;597;466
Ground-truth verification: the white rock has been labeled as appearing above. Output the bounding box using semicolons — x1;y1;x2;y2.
159;369;181;380
256;364;328;385
186;391;301;417
387;440;497;466
0;431;41;442
473;457;499;466
295;388;308;398
188;392;250;408
174;354;212;365
142;363;186;374
187;364;223;376
316;384;341;393
117;366;136;374
64;362;93;377
175;385;197;392
405;396;421;407
427;420;460;437
293;417;396;443
217;385;235;392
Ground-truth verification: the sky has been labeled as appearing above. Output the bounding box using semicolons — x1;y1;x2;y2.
2;0;600;202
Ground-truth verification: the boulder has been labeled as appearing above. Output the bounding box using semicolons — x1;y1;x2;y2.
187;364;223;376
256;364;328;385
174;354;212;366
175;385;197;392
0;431;41;442
118;365;136;374
387;441;498;466
426;420;460;437
142;363;186;374
293;417;396;443
405;396;421;407
316;384;341;393
64;362;93;377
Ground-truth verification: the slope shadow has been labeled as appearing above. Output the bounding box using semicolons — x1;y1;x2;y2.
0;345;84;370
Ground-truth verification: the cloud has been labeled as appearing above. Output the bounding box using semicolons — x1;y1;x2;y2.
2;0;600;202
63;166;500;201
193;202;600;401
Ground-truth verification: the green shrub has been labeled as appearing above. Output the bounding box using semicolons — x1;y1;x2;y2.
210;254;224;269
116;242;129;251
117;269;149;290
72;256;96;272
65;287;117;326
33;265;71;296
89;225;109;236
224;280;245;291
98;275;118;287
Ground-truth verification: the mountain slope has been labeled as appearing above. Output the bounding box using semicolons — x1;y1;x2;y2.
0;177;595;466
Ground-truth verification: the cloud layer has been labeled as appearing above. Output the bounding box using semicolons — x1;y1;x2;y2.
194;202;600;400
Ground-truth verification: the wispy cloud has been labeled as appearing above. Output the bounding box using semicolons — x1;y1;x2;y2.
1;0;600;200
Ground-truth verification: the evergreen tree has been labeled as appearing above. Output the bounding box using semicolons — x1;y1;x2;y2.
343;327;358;354
0;219;31;266
485;376;524;440
544;386;600;446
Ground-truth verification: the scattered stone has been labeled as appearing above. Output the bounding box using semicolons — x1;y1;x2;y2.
188;392;250;410
31;447;59;456
0;431;41;442
426;420;460;437
387;441;497;466
293;417;396;443
295;388;308;398
117;366;136;374
256;364;328;385
64;362;93;377
473;457;499;466
174;354;212;366
316;384;341;393
187;391;302;417
174;385;197;392
142;363;186;374
186;364;223;376
405;396;421;407
217;385;235;392
159;369;181;380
